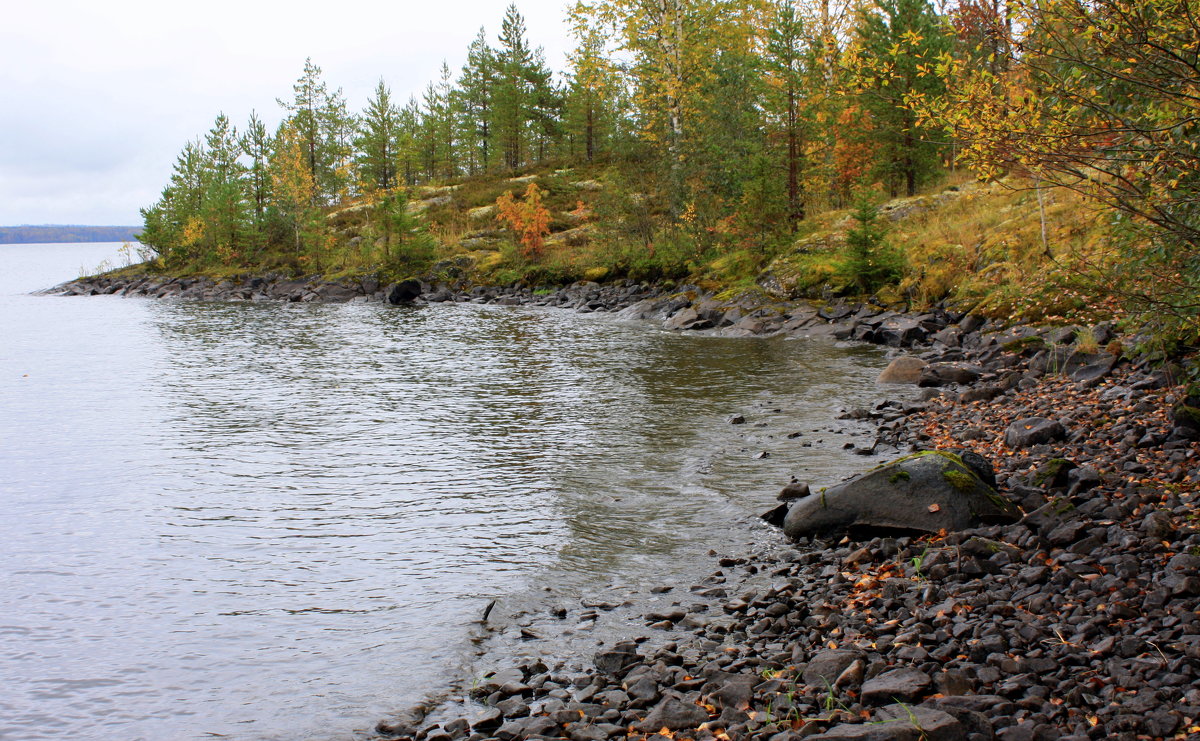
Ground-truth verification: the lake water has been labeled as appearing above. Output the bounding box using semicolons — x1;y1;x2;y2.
0;243;888;740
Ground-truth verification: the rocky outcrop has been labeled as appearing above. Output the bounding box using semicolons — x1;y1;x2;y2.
782;451;1019;539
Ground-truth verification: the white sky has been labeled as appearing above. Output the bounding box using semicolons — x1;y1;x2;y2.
0;0;574;225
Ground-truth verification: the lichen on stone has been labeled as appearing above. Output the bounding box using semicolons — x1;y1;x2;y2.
942;469;977;493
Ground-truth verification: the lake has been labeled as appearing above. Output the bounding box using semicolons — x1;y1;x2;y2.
0;243;888;740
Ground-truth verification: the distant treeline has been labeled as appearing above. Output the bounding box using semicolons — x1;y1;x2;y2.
0;225;141;245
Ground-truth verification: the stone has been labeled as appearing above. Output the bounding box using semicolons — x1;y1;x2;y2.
958;385;1002;404
1071;356;1118;385
779;482;812;501
879;357;928;385
703;672;756;710
877;318;928;347
664;307;712;331
1004;418;1067;448
783;452;1017;539
634;697;711;732
875;705;966;741
802;649;865;687
314;282;360;302
471;707;504;732
385;279;423;304
918;363;983;387
861;668;933;705
808;724;919;740
595;642;641;675
497;716;559;738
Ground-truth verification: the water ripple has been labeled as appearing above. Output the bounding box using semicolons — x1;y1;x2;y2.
1;244;890;740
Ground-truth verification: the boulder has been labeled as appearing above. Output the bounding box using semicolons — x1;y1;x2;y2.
918;363;983;387
878;357;928;385
876;317;928;347
385;279;423;304
664;306;713;331
1004;417;1067;448
1071;355;1118;386
782;451;1018;539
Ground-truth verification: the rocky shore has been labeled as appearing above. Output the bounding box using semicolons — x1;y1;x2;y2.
373;307;1199;740
47;270;962;348
49;271;1200;740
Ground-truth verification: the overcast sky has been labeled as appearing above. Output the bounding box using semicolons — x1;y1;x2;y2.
0;0;573;226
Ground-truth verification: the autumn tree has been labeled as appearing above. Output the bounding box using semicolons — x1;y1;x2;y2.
271;122;320;255
496;182;552;258
915;0;1200;337
565;7;624;162
574;0;765;214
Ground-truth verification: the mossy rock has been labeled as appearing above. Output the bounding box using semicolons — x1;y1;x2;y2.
783;450;1017;539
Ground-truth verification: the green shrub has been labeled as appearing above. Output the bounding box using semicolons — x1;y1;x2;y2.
838;194;904;294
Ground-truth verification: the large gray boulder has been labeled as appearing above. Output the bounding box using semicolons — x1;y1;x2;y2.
783;451;1018;539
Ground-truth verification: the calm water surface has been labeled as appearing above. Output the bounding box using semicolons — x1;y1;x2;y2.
0;243;888;740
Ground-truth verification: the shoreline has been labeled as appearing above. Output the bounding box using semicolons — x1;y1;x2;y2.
46;271;1200;740
42;271;966;352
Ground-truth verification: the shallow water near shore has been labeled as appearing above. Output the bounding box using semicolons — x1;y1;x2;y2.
1;243;889;740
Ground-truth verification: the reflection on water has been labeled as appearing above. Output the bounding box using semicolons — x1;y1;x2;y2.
0;244;888;740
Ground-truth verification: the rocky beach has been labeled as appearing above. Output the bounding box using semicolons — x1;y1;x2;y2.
47;272;1200;740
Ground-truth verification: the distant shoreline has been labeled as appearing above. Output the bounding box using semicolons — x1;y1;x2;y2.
0;226;140;245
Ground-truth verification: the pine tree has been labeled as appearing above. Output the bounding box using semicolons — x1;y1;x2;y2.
458;29;497;173
277;58;354;205
240;110;272;229
200;112;249;261
849;0;950;196
764;1;811;225
139;139;206;264
398;97;421;186
355;79;401;192
321;89;356;201
494;4;535;170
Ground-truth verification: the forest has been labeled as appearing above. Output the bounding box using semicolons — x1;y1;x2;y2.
136;0;1200;344
1;225;141;245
